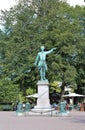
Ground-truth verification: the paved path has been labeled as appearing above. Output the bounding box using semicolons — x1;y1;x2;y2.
0;111;85;130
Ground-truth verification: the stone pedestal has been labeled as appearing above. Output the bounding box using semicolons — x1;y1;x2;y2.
34;80;51;111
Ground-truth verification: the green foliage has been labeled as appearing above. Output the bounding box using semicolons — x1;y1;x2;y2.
0;105;3;111
0;0;85;102
50;81;61;93
0;79;20;103
26;88;35;95
18;92;25;102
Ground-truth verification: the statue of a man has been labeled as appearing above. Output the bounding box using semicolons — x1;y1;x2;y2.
34;46;56;81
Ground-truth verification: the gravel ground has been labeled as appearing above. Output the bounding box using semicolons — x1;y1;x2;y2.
0;111;85;130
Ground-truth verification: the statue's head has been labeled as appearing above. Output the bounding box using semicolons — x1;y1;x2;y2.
41;46;45;51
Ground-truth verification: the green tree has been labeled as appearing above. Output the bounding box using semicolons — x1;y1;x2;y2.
0;0;85;102
0;79;20;103
73;6;85;94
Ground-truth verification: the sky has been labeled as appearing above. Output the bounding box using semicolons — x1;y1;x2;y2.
0;0;17;11
0;0;85;11
67;0;85;6
0;0;85;30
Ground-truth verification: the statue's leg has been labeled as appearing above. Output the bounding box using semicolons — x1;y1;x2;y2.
40;67;46;80
40;68;43;80
42;67;46;80
39;64;46;80
43;68;45;80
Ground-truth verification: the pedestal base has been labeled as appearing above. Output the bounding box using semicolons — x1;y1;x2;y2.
34;80;51;112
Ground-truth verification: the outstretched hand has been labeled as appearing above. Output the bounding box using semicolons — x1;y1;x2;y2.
53;48;57;51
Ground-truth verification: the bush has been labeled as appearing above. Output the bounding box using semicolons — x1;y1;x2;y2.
3;105;12;111
0;105;3;111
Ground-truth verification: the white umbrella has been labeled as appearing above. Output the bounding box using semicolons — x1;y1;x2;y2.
26;93;38;98
63;93;85;97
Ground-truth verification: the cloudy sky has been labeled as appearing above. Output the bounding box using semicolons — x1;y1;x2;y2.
0;0;16;10
67;0;85;6
0;0;85;10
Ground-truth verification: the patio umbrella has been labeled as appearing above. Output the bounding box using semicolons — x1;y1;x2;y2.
26;93;38;98
62;93;85;97
62;93;85;105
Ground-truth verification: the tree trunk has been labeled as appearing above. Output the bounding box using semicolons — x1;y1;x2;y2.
60;82;66;100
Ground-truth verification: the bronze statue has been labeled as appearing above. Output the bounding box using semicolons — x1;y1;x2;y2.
34;46;56;80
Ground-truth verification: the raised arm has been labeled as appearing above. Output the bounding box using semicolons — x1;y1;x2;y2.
45;48;56;54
